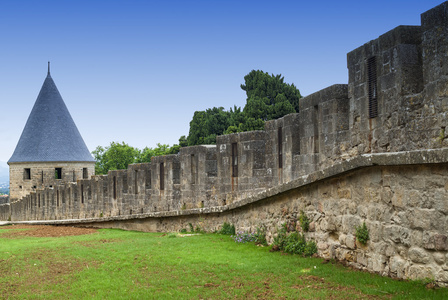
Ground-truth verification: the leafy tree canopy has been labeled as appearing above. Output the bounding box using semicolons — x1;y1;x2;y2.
186;107;232;146
93;141;180;175
186;70;301;146
241;70;300;121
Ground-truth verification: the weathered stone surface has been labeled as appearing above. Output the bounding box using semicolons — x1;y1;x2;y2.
384;225;410;245
390;255;406;275
408;265;434;281
423;232;448;251
433;252;446;265
436;270;448;282
408;247;430;264
346;234;356;249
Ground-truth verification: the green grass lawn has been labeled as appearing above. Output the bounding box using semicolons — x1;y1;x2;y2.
0;226;446;299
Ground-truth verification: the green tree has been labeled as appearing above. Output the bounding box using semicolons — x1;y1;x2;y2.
93;142;181;175
187;107;231;146
178;135;188;147
241;70;301;121
92;142;140;175
185;70;301;146
137;143;180;163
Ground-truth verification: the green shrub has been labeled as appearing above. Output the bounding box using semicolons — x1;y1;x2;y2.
304;240;318;257
284;232;306;254
180;228;187;234
355;222;370;245
254;226;268;246
273;222;317;257
272;223;288;250
188;223;194;233
299;210;310;232
218;222;236;235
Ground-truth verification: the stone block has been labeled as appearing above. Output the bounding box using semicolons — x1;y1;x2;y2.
408;209;432;230
433;252;446;265
408;247;430;264
409;229;423;248
435;234;448;251
390;255;408;277
436;270;448;283
408;265;435;281
337;188;351;199
346;234;356;249
371;253;387;273
339;233;347;246
341;215;361;233
384;225;410;245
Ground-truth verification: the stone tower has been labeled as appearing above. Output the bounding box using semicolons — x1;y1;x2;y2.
8;65;95;201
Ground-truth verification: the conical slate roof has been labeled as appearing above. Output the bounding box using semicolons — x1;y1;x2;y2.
8;70;94;163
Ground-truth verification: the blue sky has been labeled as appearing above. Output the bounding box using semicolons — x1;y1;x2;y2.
0;0;444;163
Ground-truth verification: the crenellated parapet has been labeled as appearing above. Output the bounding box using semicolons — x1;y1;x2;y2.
298;84;350;173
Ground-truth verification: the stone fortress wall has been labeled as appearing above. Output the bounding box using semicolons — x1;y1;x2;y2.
2;1;448;284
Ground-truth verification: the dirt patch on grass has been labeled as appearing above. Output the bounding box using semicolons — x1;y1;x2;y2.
74;238;122;248
290;275;387;299
0;225;97;238
0;248;94;298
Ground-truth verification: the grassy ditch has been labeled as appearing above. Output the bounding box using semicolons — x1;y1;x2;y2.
0;225;446;299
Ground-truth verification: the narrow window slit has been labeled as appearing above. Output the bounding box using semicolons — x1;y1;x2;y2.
368;56;378;118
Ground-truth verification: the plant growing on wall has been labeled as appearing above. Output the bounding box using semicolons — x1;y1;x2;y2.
272;222;317;257
218;222;235;235
299;210;310;232
254;226;268;246
355;222;370;245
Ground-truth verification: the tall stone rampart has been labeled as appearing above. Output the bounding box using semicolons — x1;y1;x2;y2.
2;1;448;284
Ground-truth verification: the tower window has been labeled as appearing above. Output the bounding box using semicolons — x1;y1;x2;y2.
55;168;62;180
313;105;320;153
368;56;378;118
81;184;84;203
191;154;197;184
24;168;31;180
160;163;165;190
83;168;88;179
113;176;117;200
231;143;238;177
145;168;151;189
135;170;138;194
278;127;283;169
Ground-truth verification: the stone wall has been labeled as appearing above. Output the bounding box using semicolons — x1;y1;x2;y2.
2;1;448;284
9;161;95;201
